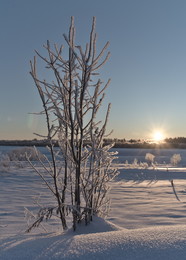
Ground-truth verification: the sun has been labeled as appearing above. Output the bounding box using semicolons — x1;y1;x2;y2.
153;131;164;142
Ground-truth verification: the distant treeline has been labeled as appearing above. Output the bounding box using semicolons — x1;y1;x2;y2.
1;138;186;149
164;137;186;144
0;139;53;147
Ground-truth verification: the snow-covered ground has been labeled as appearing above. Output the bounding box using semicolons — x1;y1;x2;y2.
1;147;186;259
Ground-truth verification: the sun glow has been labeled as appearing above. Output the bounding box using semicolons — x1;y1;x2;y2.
153;131;164;142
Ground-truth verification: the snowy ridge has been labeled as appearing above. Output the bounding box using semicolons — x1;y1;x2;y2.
1;222;186;259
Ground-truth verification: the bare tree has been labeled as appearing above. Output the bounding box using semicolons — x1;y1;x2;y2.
28;17;118;232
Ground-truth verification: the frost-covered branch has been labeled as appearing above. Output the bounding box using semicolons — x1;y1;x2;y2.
29;16;117;232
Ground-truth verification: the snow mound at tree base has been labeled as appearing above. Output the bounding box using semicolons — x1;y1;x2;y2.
1;221;186;259
66;216;124;235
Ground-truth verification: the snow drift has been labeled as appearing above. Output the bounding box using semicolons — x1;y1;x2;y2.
1;220;186;260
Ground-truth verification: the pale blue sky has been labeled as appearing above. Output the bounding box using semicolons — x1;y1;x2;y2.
1;0;186;140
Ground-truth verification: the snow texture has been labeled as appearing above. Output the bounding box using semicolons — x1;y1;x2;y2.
1;224;186;259
2;147;186;259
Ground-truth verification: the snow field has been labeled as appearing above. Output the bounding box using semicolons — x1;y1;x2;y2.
1;147;186;259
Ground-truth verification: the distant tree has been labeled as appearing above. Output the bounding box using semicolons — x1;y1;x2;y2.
27;17;118;232
8;147;44;161
170;154;181;166
129;139;137;143
145;153;155;166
